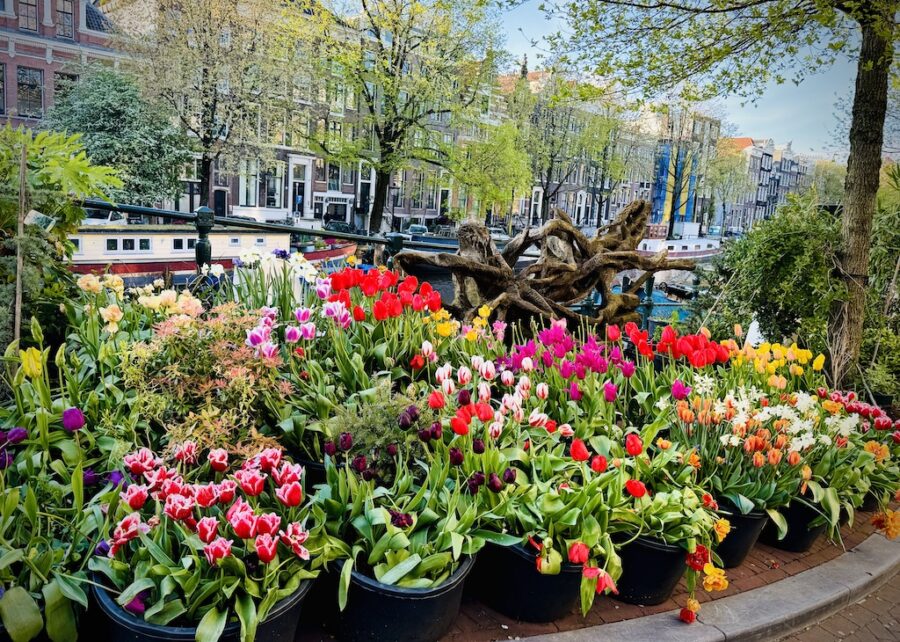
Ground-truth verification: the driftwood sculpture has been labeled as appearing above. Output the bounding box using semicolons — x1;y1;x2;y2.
394;199;696;327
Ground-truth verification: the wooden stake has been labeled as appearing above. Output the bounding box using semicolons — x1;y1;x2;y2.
13;143;26;342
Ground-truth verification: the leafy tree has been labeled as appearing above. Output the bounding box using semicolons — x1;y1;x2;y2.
46;66;193;206
293;0;499;232
116;0;292;206
706;138;754;233
507;72;617;223
446;120;531;222
810;160;847;206
0;126;121;351
554;0;898;384
689;192;843;355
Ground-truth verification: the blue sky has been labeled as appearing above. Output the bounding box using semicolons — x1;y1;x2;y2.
501;2;856;157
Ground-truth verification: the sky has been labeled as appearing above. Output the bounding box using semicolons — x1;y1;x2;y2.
501;2;857;158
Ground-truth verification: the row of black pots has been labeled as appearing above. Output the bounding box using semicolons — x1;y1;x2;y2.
90;555;474;642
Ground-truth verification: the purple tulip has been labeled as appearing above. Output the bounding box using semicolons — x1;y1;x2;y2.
107;470;126;487
387;443;398;457
324;441;337;457
619;361;636;378
83;468;101;486
6;427;27;444
284;326;301;343
399;412;413;430
671;379;692;400
602;381;618;403
245;326;267;348
62;408;85;432
487;473;503;493
351;455;367;473
361;468;376;481
502;467;517;484
124;591;150;615
449;447;464;466
457;390;471;406
339;432;353;451
272;249;290;260
472;439;485;454
568;381;583;401
94;540;111;556
0;450;12;469
417;428;431;443
315;277;332;300
430;422;443;440
406;405;420;422
260;306;279;320
294;307;312;323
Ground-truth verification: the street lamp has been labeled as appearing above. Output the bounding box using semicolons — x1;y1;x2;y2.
389;185;400;232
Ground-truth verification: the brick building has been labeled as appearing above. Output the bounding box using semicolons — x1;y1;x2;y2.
0;0;116;125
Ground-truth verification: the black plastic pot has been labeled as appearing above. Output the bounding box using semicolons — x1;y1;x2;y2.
472;542;582;622
614;536;686;605
861;492;880;512
336;555;474;642
298;457;327;490
759;500;827;553
715;501;769;568
91;576;311;642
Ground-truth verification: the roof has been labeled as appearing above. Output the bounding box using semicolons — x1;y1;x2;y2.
724;137;755;150
85;2;113;32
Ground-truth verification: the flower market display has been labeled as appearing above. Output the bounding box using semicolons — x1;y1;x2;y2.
0;252;897;642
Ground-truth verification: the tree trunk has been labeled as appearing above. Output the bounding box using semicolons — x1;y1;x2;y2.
199;153;213;209
827;17;894;386
370;168;391;233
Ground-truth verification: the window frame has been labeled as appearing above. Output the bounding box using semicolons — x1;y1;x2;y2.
16;66;43;119
18;0;37;31
56;0;74;38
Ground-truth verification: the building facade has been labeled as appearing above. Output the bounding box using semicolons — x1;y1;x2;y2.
0;0;115;125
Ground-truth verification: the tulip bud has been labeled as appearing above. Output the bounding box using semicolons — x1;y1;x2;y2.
472;438;485;454
487;473;503;493
502;467;517;484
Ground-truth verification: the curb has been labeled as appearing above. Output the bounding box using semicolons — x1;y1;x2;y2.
526;533;900;642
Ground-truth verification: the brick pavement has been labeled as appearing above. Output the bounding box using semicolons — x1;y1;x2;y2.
779;571;899;642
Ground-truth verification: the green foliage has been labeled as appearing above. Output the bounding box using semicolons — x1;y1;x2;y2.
46;66;193;206
0;126;121;353
810;160;847;206
689;192;844;353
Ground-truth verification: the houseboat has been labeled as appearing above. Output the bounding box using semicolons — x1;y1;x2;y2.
69;225;357;283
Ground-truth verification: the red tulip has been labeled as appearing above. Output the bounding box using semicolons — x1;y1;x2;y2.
568;541;590;564
570;438;590;462
275;481;303;507
353;305;366;322
590;455;608;473
255;533;278;564
624;479;647;498
625;433;643;456
207;448;229;472
428;390;445;409
256;512;281;536
197;517;219;544
203;537;232;566
606;325;621;342
121;484;148;510
233;469;266;496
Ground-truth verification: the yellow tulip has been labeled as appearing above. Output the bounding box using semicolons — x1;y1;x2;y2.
478;304;492;319
20;347;42;379
812;354;825;371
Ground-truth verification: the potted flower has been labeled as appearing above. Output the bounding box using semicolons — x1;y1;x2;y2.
314;446;484;642
665;385;806;567
608;433;726;614
90;444;333;642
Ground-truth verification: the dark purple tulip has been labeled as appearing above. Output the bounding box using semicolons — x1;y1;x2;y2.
457;390;471;406
62;408;85;432
107;470;126;487
430;422;443;440
124;591;150;615
466;472;485;494
324;441;337;457
472;439;485;454
6;427;27;444
0;450;12;469
405;405;420;422
387;443;398;457
83;468;101;486
449;447;464;466
94;540;111;556
398;412;413;429
470;472;485;486
351;455;367;473
390;510;413;528
466;478;480;494
361;468;376;481
339;432;353;452
487;473;503;493
502;467;517;484
417;428;431;443
0;432;6;444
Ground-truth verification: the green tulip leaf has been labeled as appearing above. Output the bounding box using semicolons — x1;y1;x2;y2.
0;586;44;642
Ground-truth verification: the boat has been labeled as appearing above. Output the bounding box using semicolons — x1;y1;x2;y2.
68;224;356;284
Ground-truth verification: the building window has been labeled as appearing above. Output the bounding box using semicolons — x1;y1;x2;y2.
255;237;265;246
18;0;37;31
327;162;341;191
264;163;284;208
314;158;326;182
238;159;258;207
187;239;196;250
173;239;185;250
139;239;151;251
57;0;74;38
123;239;135;251
106;239;118;252
71;237;80;252
229;238;240;246
17;67;43;118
